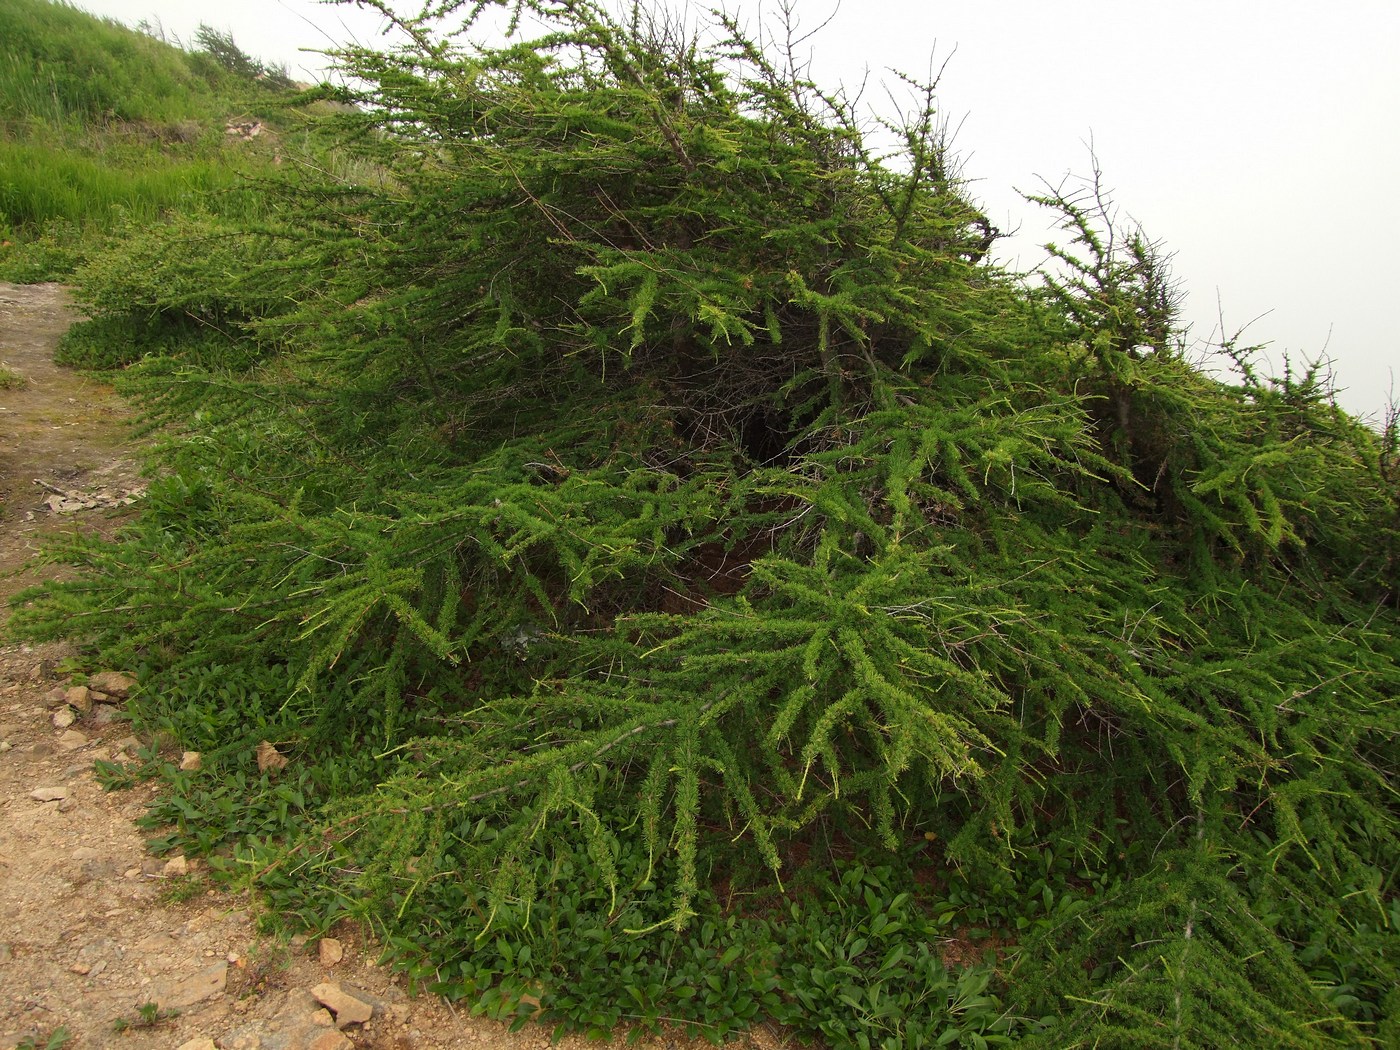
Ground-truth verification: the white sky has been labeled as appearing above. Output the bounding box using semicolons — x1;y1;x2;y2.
65;0;1400;423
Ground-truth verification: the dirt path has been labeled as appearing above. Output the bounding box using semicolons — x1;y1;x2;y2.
0;284;787;1050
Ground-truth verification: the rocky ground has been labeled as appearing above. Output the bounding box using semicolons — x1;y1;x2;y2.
0;283;792;1050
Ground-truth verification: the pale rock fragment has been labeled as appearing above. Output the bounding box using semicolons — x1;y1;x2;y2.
318;936;343;967
154;960;228;1009
307;1032;354;1050
256;740;288;772
65;685;92;713
310;981;373;1027
89;671;136;698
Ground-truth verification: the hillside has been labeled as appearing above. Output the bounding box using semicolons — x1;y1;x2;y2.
4;1;1399;1048
0;0;309;281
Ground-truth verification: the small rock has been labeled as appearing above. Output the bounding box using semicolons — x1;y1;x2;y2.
88;671;136;698
155;960;228;1009
177;1040;218;1050
44;685;69;708
163;855;189;877
58;729;88;750
73;938;122;973
52;707;76;729
308;1032;354;1050
91;705;122;728
318;937;343;967
335;981;389;1013
180;751;203;771
311;1007;336;1026
30;786;68;802
311;981;373;1027
58;795;78;812
75;853;121;884
136;932;176;953
65;685;92;713
257;740;288;773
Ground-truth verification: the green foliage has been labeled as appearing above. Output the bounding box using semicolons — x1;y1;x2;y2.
111;1001;178;1033
0;143;238;228
0;219;91;282
768;865;1022;1049
192;25;294;91
13;1028;72;1050
10;0;1399;1046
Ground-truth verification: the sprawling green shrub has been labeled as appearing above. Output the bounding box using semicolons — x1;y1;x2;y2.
13;0;1399;1045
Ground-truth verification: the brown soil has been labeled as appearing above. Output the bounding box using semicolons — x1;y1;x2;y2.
0;283;793;1050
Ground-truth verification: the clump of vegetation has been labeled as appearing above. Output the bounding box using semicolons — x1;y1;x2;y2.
14;1028;72;1050
9;0;1399;1046
0;363;26;388
111;1001;179;1033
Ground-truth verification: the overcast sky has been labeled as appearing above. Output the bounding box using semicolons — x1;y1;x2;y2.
68;0;1399;423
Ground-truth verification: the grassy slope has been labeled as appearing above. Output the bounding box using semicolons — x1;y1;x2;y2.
0;0;300;274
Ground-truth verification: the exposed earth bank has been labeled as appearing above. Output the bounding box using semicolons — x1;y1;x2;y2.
0;283;788;1050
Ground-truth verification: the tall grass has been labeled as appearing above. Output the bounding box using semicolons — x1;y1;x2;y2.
0;143;246;227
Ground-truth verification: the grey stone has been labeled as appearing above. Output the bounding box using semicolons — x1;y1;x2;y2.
91;705;122;728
